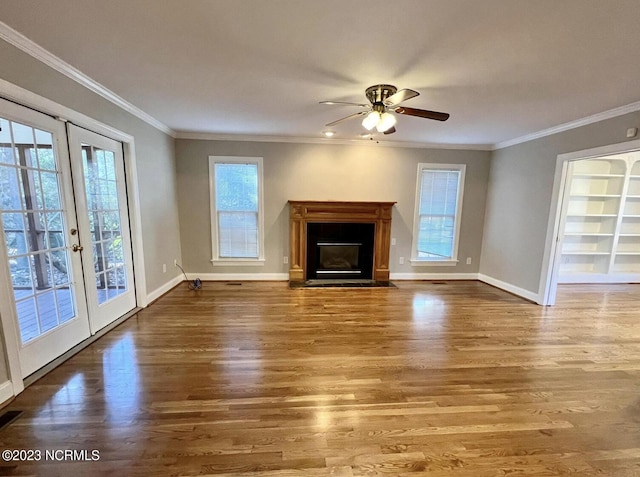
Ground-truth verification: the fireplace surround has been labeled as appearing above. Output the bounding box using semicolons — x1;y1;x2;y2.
288;201;395;283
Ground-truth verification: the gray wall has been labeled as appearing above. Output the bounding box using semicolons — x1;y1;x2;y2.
480;111;640;294
0;40;182;384
0;39;182;293
176;139;491;276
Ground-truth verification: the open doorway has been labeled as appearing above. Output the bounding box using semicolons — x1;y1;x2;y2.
540;139;640;305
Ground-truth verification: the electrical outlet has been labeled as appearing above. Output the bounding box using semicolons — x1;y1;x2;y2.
466;257;472;265
283;256;289;264
162;263;166;273
174;259;177;267
399;257;404;265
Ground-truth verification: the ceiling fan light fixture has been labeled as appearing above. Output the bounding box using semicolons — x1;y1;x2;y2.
376;112;397;132
362;111;381;130
321;84;450;136
322;130;335;137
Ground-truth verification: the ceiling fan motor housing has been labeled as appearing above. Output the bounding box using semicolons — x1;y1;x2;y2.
365;84;397;105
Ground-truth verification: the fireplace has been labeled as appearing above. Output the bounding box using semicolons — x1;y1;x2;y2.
288;201;395;283
306;223;375;279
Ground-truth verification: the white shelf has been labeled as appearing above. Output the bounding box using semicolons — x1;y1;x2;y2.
569;194;621;198
561;251;611;256
572;173;625;178
563;233;614;236
567;213;617;217
560;156;640;282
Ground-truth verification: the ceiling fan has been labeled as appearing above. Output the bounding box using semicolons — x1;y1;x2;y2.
320;84;449;135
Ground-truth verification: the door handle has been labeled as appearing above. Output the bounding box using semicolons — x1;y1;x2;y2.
72;244;84;252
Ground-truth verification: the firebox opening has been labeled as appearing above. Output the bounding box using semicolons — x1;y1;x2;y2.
318;243;361;275
306;223;375;280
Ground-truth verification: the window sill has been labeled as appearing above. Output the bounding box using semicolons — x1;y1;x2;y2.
210;259;266;267
410;259;459;267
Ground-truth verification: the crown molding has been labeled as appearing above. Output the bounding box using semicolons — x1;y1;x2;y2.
0;21;175;137
0;78;134;143
494;100;640;150
175;131;493;151
5;20;637;151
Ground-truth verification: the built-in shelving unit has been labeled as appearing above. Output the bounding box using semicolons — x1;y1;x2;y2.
559;154;640;283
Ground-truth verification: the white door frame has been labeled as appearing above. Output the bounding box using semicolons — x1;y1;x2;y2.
538;138;640;306
0;79;148;397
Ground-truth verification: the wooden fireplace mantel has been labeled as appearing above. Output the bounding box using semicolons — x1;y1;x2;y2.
288;200;396;282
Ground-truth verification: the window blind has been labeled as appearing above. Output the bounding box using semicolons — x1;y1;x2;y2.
214;163;259;258
417;169;460;259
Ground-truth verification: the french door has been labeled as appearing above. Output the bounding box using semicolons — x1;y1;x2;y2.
0;99;135;378
68;125;135;332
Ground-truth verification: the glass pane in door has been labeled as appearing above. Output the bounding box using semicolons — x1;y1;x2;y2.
81;145;128;305
0;117;77;343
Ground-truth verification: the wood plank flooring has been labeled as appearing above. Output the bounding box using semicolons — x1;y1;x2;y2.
1;280;640;476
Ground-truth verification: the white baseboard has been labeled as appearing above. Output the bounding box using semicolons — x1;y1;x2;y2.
146;271;542;305
191;272;478;282
145;274;184;304
477;273;541;303
186;273;289;281
136;269;549;310
0;380;14;406
390;272;479;280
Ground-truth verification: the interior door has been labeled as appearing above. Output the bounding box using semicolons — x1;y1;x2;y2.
68;125;136;332
0;99;91;378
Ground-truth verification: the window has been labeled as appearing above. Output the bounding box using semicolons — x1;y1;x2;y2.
209;156;264;264
411;163;465;266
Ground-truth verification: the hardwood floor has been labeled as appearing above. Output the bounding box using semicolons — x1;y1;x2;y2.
1;280;640;476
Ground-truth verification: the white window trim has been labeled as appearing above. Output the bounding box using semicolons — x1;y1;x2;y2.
208;156;265;266
410;163;466;267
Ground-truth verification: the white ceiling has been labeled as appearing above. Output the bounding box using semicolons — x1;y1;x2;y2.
1;0;640;147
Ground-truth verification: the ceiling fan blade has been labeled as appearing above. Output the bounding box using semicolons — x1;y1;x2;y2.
383;126;396;135
320;101;369;108
383;88;419;107
394;106;450;121
325;111;367;127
